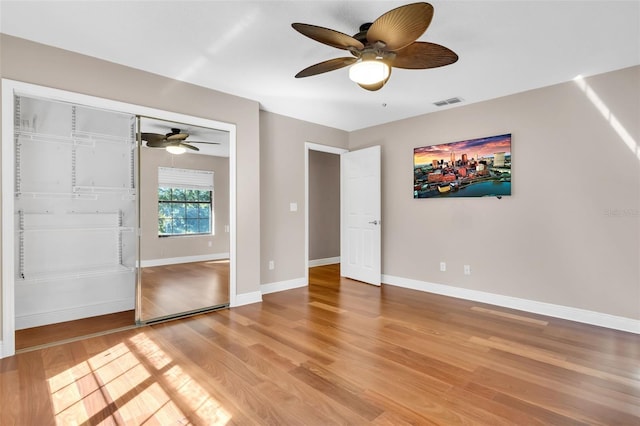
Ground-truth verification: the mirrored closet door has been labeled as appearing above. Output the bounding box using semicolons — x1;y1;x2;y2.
137;117;231;323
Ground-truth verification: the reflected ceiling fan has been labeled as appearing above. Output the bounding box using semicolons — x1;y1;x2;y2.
141;128;220;154
292;2;458;91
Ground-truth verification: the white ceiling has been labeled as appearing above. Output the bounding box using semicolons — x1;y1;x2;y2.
1;1;639;132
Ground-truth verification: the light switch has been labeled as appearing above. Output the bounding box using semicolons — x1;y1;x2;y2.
290;202;298;212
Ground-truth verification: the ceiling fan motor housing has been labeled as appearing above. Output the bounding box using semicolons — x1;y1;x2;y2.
354;23;372;44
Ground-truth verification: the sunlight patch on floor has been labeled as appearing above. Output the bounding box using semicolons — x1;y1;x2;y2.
46;332;231;425
165;365;233;424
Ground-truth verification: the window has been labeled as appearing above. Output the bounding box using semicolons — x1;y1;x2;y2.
157;167;214;237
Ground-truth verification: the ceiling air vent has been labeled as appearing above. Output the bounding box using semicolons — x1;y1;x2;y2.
433;97;464;107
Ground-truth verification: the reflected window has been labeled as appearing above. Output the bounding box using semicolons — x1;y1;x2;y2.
157;167;214;237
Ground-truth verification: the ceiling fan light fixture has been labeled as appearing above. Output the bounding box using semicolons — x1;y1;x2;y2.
349;58;390;85
292;3;458;91
166;145;186;155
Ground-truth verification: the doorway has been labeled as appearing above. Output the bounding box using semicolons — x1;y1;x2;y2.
305;143;382;287
305;143;347;282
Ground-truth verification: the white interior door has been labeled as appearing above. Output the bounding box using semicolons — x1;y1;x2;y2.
341;145;381;285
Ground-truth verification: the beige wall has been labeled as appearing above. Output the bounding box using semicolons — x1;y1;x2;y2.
349;66;640;320
309;150;340;261
140;148;230;261
0;32;261;328
259;111;348;284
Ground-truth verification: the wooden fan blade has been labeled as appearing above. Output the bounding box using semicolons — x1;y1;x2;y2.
357;68;392;91
391;42;458;69
145;140;170;148
166;133;189;141
141;133;166;144
188;141;221;145
179;142;199;151
367;2;433;51
292;23;364;51
295;57;357;78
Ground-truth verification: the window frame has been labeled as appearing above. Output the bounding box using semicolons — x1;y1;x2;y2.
157;187;213;237
157;167;214;238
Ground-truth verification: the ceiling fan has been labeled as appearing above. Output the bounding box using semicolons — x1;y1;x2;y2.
292;2;458;91
140;128;220;154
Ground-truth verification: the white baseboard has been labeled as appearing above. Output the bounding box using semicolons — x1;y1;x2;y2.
261;277;307;295
309;257;340;267
382;274;640;334
140;253;230;268
0;341;10;359
15;298;135;330
232;291;262;307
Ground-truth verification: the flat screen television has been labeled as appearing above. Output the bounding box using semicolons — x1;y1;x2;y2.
413;133;511;198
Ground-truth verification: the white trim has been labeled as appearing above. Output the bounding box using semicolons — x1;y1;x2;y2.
233;291;263;307
309;257;341;267
305;142;348;285
228;124;237;308
140;253;230;268
306;142;350;156
382;274;640;334
261;277;307;295
15;299;135;330
1;80;17;358
0;340;9;359
1;79;238;358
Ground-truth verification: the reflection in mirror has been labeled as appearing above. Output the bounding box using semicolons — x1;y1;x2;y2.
138;117;230;323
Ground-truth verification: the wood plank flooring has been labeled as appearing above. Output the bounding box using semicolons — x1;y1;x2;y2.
2;264;639;425
141;260;230;321
14;310;135;351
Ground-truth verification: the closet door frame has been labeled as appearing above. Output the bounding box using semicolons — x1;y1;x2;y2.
1;79;237;358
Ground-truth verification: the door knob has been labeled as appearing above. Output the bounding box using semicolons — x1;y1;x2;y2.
368;220;379;225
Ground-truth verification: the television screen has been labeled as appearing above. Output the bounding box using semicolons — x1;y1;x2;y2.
413;133;511;198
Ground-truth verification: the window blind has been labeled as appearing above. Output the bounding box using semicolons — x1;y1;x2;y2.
158;167;214;190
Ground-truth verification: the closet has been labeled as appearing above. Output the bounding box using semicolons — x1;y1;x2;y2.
14;95;137;330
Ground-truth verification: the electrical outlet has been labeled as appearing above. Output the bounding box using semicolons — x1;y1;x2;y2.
268;260;275;270
464;265;471;275
440;261;446;272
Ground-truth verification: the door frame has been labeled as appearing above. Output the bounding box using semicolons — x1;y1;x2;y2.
1;79;237;358
304;142;348;284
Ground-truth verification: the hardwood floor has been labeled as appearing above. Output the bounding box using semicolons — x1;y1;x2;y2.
14;310;136;351
141;260;230;321
2;264;638;425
